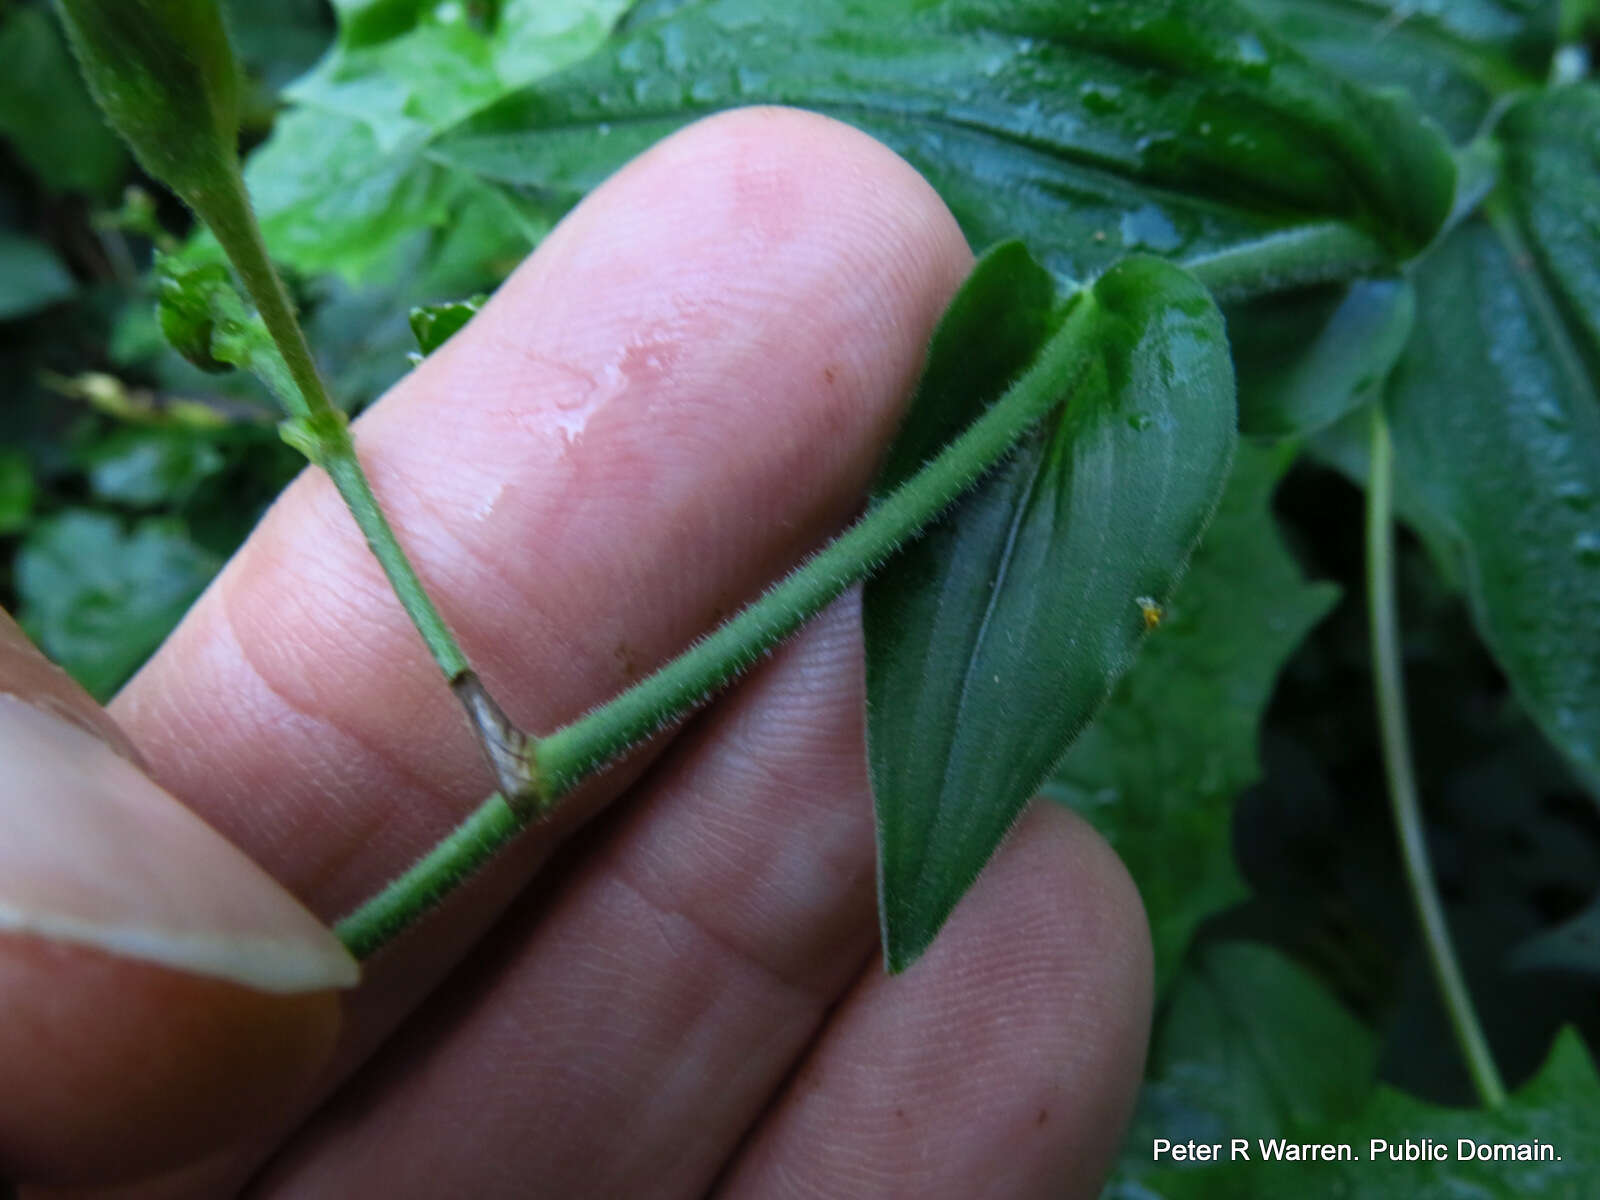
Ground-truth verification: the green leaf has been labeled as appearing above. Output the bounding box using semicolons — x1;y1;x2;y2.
236;0;624;283
51;0;242;209
0;231;75;321
409;293;486;358
1047;441;1339;989
153;253;299;409
81;428;226;508
1123;942;1378;1166
1230;278;1415;437
1128;1028;1600;1197
156;258;238;374
1235;0;1556;143
1498;86;1600;383
865;244;1236;971
289;0;630;145
15;511;220;700
241;110;463;282
432;0;1456;286
1384;85;1600;798
220;0;334;94
0;4;126;193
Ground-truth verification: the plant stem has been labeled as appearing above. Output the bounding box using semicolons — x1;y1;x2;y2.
187;172;329;428
337;792;521;957
336;292;1103;955
188;167;524;762
1181;222;1387;302
1366;403;1507;1109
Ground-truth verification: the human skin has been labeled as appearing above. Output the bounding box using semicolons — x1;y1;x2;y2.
1;108;1153;1197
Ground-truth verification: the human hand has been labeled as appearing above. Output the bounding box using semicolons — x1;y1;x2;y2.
1;109;1152;1198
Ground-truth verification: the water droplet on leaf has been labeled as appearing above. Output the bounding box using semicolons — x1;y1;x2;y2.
1119;204;1183;253
1233;32;1270;77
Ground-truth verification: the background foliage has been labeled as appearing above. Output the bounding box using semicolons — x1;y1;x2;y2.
3;0;1598;1193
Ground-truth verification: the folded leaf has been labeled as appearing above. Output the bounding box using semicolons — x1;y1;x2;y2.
865;244;1236;970
432;0;1455;285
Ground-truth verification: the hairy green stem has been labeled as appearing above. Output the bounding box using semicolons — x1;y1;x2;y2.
1366;404;1507;1108
337;792;521;957
337;292;1102;955
537;301;1091;794
1181;222;1388;302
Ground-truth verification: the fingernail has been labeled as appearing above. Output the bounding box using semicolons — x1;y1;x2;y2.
0;694;359;993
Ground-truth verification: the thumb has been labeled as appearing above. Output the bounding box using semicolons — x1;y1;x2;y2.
0;612;356;1187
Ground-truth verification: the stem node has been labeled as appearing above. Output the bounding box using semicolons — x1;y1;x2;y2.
278;410;352;469
451;671;544;820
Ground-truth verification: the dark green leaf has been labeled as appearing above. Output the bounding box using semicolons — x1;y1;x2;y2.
1127;1028;1600;1197
1569;0;1600;40
0;4;125;193
1235;0;1555;143
433;0;1456;285
15;511;220;700
1048;441;1339;988
1498;86;1600;384
51;0;242;208
866;244;1236;971
219;0;332;94
0;232;75;321
1384;85;1600;798
1231;277;1415;437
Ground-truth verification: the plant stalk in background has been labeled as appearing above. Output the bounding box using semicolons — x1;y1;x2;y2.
1366;403;1507;1108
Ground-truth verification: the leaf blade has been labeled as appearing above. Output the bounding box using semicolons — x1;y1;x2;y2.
866;247;1237;971
1385;86;1600;797
1049;441;1340;990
